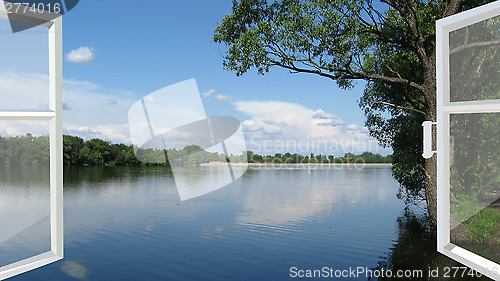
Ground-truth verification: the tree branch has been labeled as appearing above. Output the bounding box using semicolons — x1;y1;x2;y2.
443;0;461;18
450;40;500;55
385;64;402;78
361;73;425;92
269;59;425;92
368;96;425;115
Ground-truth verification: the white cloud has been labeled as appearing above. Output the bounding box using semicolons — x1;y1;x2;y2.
64;124;131;144
214;94;234;102
202;90;234;103
0;72;49;109
346;124;362;130
202;89;216;99
64;79;99;90
234;100;387;156
0;71;135;144
312;109;343;126
0;120;49;137
65;47;95;63
38;98;73;110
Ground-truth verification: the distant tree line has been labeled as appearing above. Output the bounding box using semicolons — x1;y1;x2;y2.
245;151;392;164
0;133;50;166
0;134;392;166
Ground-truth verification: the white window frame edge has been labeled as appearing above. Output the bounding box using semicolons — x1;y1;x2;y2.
436;1;500;279
0;3;63;280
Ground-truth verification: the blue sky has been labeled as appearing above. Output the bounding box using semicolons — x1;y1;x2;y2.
0;0;391;156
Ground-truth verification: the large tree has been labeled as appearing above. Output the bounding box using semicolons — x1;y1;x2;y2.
214;0;495;225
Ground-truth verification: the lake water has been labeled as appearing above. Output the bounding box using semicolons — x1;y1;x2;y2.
0;166;483;280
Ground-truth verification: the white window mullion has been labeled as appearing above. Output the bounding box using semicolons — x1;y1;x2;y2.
444;100;500;114
0;110;55;120
49;15;63;259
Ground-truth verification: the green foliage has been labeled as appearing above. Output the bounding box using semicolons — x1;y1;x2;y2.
0;133;49;166
464;208;500;243
63;135;84;165
0;135;141;167
245;150;392;164
214;0;370;89
387;113;427;202
450;113;500;223
451;194;484;225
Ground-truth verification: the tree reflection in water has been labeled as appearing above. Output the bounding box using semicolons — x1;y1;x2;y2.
372;211;490;281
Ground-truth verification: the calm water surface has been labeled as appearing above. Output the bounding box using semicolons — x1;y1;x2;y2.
0;166;457;280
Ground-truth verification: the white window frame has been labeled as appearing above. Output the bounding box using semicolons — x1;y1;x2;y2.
436;1;500;279
0;2;63;280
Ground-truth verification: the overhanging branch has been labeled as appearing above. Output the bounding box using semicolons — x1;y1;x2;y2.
270;59;425;92
368;96;425;115
450;40;500;55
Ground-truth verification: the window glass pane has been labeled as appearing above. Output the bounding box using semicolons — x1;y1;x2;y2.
0;18;49;110
0;121;50;267
449;15;500;102
450;113;500;264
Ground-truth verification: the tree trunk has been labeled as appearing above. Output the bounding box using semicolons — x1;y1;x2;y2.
424;52;438;226
424;102;437;226
422;0;463;228
425;157;438;226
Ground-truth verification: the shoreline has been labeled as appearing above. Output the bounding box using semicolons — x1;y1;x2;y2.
200;162;392;167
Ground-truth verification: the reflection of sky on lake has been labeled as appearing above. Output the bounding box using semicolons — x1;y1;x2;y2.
60;260;89;280
58;166;402;249
0;166;50;268
6;166;404;280
236;167;396;226
61;167;397;234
